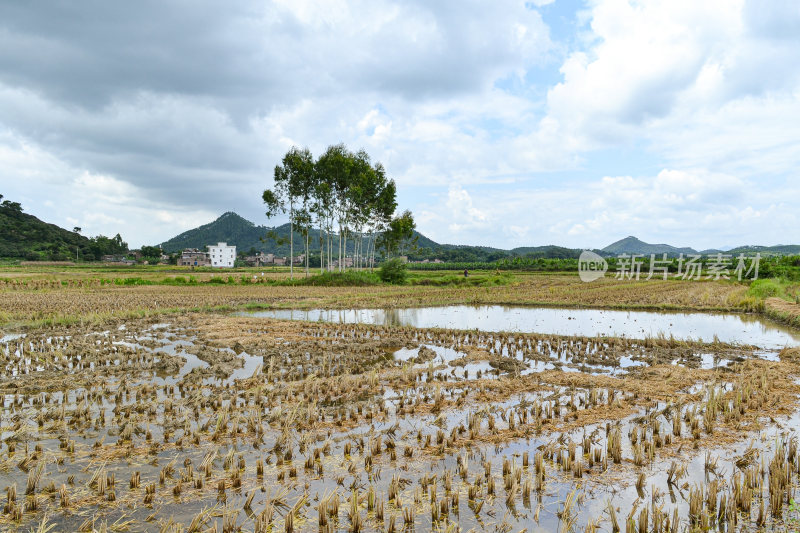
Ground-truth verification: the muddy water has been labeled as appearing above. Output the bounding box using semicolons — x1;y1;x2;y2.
239;305;800;349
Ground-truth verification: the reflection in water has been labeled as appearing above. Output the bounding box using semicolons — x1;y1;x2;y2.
238;305;800;349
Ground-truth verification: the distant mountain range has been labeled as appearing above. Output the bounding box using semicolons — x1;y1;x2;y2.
601;236;800;257
1;196;798;261
159;212;596;261
159;213;800;260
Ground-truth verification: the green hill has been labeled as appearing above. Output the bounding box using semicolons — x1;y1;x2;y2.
160;212;270;253
602;236;697;257
158;212;584;262
159;213;800;262
723;244;800;256
0;194;127;261
160;212;380;256
509;245;583;259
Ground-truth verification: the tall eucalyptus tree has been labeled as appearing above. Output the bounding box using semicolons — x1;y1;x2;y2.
263;147;314;279
265;144;408;273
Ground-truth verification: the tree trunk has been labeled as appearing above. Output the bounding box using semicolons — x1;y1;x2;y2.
305;231;309;277
289;202;294;280
319;225;324;274
342;230;348;272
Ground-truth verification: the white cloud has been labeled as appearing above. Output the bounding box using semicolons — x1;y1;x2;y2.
1;0;798;251
415;169;798;250
0;132;217;246
444;184;489;233
540;0;800;181
0;1;558;246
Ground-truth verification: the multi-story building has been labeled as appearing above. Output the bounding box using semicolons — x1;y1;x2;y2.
177;249;210;267
208;242;236;268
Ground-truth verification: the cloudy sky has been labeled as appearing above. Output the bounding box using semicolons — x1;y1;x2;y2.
1;0;798;250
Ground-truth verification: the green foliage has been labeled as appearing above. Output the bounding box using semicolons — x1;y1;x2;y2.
746;278;799;302
139;245;162;264
788;498;800;526
379;258;408;284
161;212;272;253
0;195;128;260
113;277;150;286
377;210;417;257
160;211;343;256
408;258;580;271
263;144;400;273
757;255;800;281
407;272;512;287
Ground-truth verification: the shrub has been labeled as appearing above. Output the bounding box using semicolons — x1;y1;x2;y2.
379;258;408;284
748;278;785;299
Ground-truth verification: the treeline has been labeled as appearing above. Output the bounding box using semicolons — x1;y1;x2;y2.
408;258;579;271
0;194;128;261
406;244;585;263
408;254;800;280
408;246;509;263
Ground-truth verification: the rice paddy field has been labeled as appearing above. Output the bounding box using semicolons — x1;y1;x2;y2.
1;266;800;532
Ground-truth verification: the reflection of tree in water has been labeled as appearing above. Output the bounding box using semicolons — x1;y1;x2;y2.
375;308;421;327
379;308;402;327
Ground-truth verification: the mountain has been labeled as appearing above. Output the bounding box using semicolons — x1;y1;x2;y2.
159;213;800;261
160;212;269;253
601;236;698;257
159;212;585;261
601;236;800;258
161;212;381;256
3;195;797;263
0;195;127;261
722;244;800;256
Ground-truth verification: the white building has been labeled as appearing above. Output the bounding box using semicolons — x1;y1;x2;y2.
208;242;236;268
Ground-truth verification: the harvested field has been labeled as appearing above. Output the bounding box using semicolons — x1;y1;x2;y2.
1;299;799;531
0;273;750;329
1;268;798;531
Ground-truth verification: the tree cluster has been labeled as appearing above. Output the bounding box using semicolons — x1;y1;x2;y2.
0;194;128;261
263;145;415;277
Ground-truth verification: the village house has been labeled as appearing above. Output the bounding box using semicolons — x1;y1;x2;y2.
244;252;302;267
244;252;275;267
330;256;354;268
177;249;210;267
208;242;236;268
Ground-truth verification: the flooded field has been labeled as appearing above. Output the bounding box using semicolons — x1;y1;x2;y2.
238;305;800;350
1;306;800;531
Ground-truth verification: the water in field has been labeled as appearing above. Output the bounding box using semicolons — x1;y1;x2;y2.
238;305;800;349
2;307;799;532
